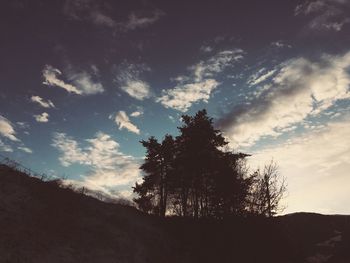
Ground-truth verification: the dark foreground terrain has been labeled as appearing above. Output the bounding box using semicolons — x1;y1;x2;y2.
0;164;349;263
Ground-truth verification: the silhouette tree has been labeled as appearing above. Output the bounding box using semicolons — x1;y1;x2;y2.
249;161;286;217
159;134;176;216
212;152;252;218
175;110;229;218
133;136;160;214
133;135;175;216
134;110;286;218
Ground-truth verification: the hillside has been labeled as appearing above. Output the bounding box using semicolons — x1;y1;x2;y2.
0;164;350;263
0;164;177;263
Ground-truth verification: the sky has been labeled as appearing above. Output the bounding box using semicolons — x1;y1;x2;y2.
1;0;350;214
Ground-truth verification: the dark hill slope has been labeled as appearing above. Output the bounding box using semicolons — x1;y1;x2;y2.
1;164;350;263
0;164;177;263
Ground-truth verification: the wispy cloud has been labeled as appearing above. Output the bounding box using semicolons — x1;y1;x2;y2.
52;132;88;166
52;131;141;197
42;65;104;95
157;49;244;111
0;115;19;141
247;68;277;87
34;112;49;123
63;0;163;31
200;45;213;53
0;139;13;152
295;0;350;32
18;146;33;153
114;111;140;134
130;110;143;117
191;49;244;82
122;10;164;31
115;63;151;100
30;95;55;108
218;51;350;147
43;65;82;94
63;0;117;27
271;40;292;49
157;79;219;112
66;69;104;95
121;80;151;100
0;116;31;153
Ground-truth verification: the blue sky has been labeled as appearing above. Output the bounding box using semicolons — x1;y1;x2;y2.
1;0;350;214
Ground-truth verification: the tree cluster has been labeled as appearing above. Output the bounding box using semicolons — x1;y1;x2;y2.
133;110;286;218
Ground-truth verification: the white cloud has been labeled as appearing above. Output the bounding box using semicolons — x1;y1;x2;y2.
0;139;13;152
157;79;219;112
52;132;141;198
130;111;143;117
157;49;244;111
30;95;55;108
0;115;19;141
66;70;104;95
42;65;104;95
120;80;151;100
34;112;49;123
219;51;350;147
247;68;277;86
18;146;33;153
43;65;82;94
114;111;140;134
250;116;350;214
116;63;151;100
52;132;88;167
191;49;244;82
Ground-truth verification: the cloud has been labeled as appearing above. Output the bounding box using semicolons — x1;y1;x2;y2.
42;65;104;95
295;0;350;32
218;51;350;147
121;80;151;100
0;115;19;141
247;68;277;86
18;146;33;153
271;41;292;49
63;0;163;31
63;0;117;27
30;95;55;108
52;132;141;197
130;111;143;117
191;49;244;82
157;79;219;112
200;45;213;53
43;65;82;94
34;112;49;123
250;116;350;214
115;63;151;100
0;139;13;152
114;111;140;134
157;49;244;111
66;69;104;95
52;132;88;166
122;10;164;31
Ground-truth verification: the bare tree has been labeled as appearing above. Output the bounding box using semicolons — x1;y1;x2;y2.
250;160;286;217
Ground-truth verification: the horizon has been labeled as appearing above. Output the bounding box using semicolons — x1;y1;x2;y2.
1;0;350;215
